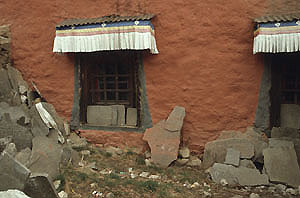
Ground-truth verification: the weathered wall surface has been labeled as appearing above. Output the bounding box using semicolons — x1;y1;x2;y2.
1;0;274;152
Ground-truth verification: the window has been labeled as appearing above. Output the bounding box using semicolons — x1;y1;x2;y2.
281;58;300;104
80;51;140;128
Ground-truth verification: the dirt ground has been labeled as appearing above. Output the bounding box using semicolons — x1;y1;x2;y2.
58;144;294;198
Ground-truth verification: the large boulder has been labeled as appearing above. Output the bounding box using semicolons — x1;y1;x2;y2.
0;151;31;191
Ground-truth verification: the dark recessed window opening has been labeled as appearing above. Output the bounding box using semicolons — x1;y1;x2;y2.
80;51;140;128
281;63;300;104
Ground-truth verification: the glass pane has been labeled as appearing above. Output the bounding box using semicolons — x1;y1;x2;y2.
119;92;129;101
107;92;116;100
118;82;128;89
282;92;294;104
105;65;115;74
97;78;104;89
106;77;115;82
97;65;104;75
285;76;296;89
118;64;129;74
119;77;129;82
107;82;116;89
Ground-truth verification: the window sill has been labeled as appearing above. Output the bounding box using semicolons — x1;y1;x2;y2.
79;124;145;133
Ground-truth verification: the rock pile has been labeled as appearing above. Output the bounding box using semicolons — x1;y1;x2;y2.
204;127;300;190
0;25;85;198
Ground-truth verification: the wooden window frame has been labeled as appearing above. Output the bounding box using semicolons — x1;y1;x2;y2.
79;51;140;126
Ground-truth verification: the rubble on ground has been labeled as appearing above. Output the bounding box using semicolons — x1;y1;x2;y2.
0;25;84;198
204;126;300;189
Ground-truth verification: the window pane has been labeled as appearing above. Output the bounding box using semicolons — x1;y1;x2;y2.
107;82;115;89
118;64;129;74
119;92;129;100
97;65;104;75
118;82;128;89
282;92;294;104
107;92;116;100
106;65;115;74
97;79;104;89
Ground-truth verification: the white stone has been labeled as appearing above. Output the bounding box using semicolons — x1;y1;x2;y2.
149;174;160;179
130;173;137;179
203;191;212;197
275;184;287;192
53;180;61;190
139;172;150;178
191;182;200;188
249;193;260;198
80;150;90;156
286;188;297;195
58;191;68;198
220;178;228;186
145;159;152;166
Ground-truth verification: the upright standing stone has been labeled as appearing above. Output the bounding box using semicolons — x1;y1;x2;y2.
263;144;300;187
0;190;31;198
143;120;181;167
165;106;185;132
0;151;31;191
112;105;125;126
87;105;113;126
126;108;137;126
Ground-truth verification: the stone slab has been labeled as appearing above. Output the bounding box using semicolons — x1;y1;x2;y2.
15;147;32;167
87;105;114;126
224;148;240;167
203;138;254;169
165;106;185;132
271;127;300;139
268;138;294;149
240;159;256;169
0;103;30;125
0;151;31;191
23;173;58;198
263;146;300;187
126;107;137;126
143;120;181;168
209;163;269;186
112;105;125;126
281;104;300;129
0;116;32;151
28;136;62;180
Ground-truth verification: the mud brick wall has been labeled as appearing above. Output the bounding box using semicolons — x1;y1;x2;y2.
0;25;10;68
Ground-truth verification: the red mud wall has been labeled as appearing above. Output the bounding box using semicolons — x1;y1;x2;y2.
1;0;272;153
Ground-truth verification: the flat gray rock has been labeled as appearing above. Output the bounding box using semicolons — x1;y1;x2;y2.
15;147;32;167
209;163;269;186
263;146;300;187
24;173;58;198
28;136;62;180
0;151;31;191
203;138;254;169
268;138;294;149
271;127;300;139
224;148;240;167
240;159;256;169
0;116;32;151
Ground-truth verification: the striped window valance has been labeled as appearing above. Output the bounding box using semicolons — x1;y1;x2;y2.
53;15;159;54
253;20;300;54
